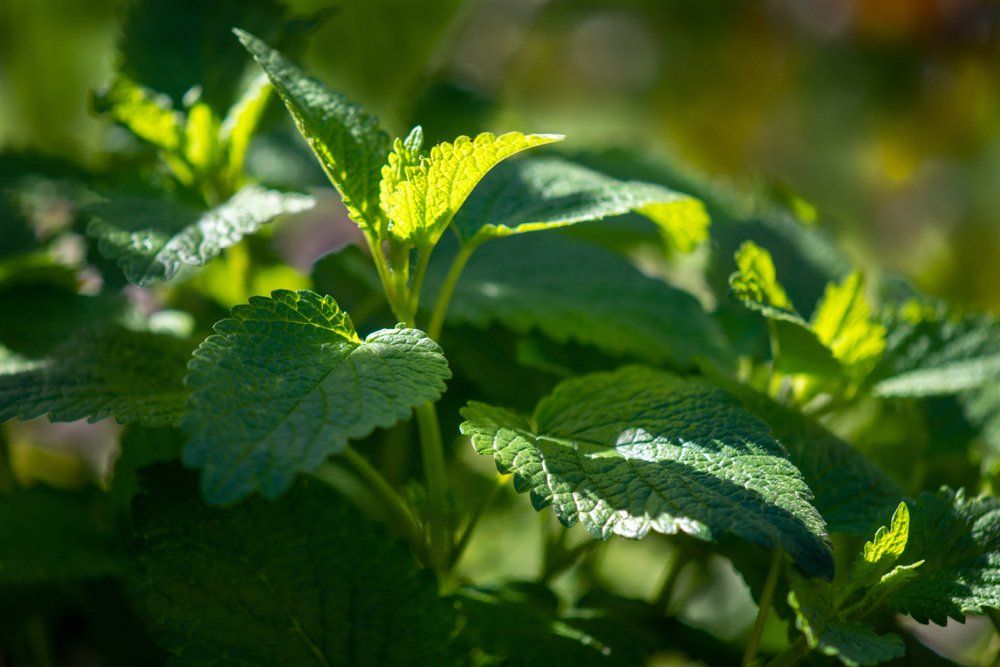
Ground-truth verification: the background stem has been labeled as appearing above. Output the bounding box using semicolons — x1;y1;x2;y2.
744;550;784;666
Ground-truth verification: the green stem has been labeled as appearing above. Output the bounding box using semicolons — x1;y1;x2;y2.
315;451;428;563
764;636;809;667
653;543;695;613
426;242;476;341
406;243;434;322
364;233;400;315
342;446;424;548
450;474;506;570
416;402;449;579
391;244;411;318
540;538;598;584
744;551;784;666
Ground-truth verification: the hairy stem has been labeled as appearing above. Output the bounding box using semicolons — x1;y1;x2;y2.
426;242;476;341
364;232;400;316
744;550;784;666
416;402;450;579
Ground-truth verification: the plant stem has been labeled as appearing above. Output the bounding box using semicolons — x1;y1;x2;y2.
743;550;784;666
540;538;598;584
653;543;694;613
406;243;434;322
342;446;424;548
364;232;399;313
314;451;428;563
426;242;475;340
416;402;450;578
450;474;506;570
764;636;809;667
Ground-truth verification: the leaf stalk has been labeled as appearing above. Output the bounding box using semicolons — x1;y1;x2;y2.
744;550;785;666
426;241;476;341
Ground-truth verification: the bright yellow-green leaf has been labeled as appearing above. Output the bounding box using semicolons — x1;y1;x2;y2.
96;75;183;153
220;74;272;185
840;502;923;614
381;131;563;246
730;241;798;321
862;501;910;567
730;244;885;386
639;197;711;254
376;126;425;239
183;102;221;175
812;272;886;374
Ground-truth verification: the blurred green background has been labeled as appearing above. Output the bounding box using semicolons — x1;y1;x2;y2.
1;0;997;306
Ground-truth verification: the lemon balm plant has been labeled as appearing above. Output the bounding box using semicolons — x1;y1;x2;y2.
2;27;1000;667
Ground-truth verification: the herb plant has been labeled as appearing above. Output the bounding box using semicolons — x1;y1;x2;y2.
2;24;1000;667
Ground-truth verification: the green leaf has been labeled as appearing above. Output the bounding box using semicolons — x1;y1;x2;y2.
183;289;451;504
182;101;221;175
730;240;799;322
0;280;124;358
847;502;912;591
730;242;839;376
812;272;886;376
789;577;905;667
729;243;884;381
0;326;191;426
0;487;126;586
451;156;709;251
460;366;833;579
236;29;390;228
132;466;457;666
381;131;563;246
890;487;1000;624
220;73;272;182
87;185;313;286
424;234;733;370
93;74;184;154
723;382;903;535
872;304;1000;397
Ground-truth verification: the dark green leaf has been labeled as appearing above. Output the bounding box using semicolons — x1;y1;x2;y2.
460;366;833;579
87;186;313;286
425;233;733;371
0;487;125;586
725;383;903;535
872;306;1000;397
132;465;457;666
236;30;390;227
891;487;1000;624
0;326;191;426
452;156;709;251
183;290;450;504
